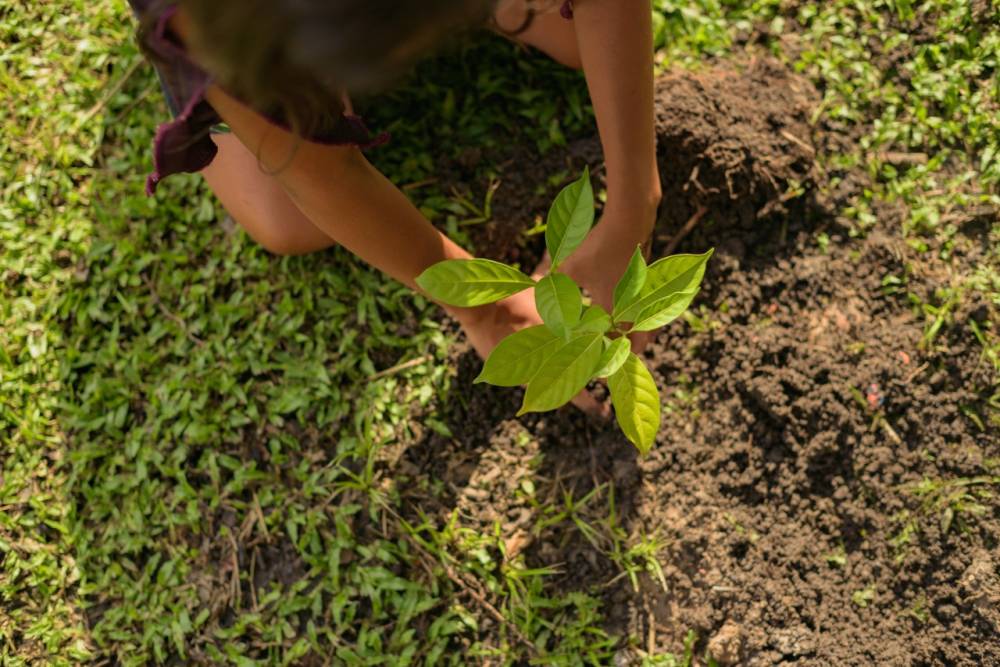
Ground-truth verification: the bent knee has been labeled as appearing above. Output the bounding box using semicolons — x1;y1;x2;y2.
230;215;333;256
251;229;310;256
253;225;331;256
560;51;582;71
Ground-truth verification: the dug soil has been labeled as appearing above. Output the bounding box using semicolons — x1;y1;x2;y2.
400;57;1000;665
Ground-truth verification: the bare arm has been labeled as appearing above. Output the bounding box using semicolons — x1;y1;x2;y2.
562;0;661;314
208;88;608;415
205;89;465;291
575;0;660;218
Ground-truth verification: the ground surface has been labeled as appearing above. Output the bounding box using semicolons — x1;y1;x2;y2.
2;1;999;666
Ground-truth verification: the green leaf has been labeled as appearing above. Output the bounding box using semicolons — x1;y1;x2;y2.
612;245;647;318
518;333;603;415
475;325;562;386
614;249;714;325
594;337;630;378
630;289;699;332
416;259;535;307
545;168;595;268
534;273;582;338
608;353;661;454
575;305;612;334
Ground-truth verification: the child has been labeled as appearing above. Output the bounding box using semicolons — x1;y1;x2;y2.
131;0;661;386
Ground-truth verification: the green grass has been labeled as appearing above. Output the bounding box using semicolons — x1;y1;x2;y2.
2;0;998;664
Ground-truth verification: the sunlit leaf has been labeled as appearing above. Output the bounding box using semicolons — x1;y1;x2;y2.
608;353;661;454
614;249;713;325
594;337;630;378
575;305;612;334
612;246;647;318
535;273;582;338
545;168;594;268
416;259;535;307
519;333;603;414
630;289;699;332
476;325;562;386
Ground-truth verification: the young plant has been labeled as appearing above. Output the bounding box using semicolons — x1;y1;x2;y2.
416;169;713;453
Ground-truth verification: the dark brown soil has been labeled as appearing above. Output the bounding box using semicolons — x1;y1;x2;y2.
401;58;1000;665
651;56;818;235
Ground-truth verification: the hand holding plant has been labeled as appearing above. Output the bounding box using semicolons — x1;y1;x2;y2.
417;169;713;453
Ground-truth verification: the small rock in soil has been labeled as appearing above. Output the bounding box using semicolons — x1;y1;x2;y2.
707;620;744;666
769;627;817;657
934;603;959;623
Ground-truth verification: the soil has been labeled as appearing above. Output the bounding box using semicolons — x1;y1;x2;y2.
398;57;1000;665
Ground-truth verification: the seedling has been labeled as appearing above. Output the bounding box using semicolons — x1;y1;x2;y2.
417;169;713;453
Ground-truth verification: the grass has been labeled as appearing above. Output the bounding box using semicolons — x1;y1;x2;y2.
1;0;998;664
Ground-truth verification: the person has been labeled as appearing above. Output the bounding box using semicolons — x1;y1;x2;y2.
130;0;661;403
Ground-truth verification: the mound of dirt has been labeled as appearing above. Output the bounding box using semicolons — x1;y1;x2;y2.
653;56;818;235
409;56;1000;664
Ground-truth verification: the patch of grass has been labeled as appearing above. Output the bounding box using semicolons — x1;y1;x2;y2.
2;2;132;663
907;475;999;534
852;584;878;608
609;530;670;595
901;593;931;624
640;629;699;667
398;510;618;663
892;474;1000;563
651;0;783;67
5;1;616;662
793;0;1000;399
823;544;848;568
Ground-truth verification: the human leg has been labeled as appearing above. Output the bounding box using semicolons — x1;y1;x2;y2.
200;133;337;256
